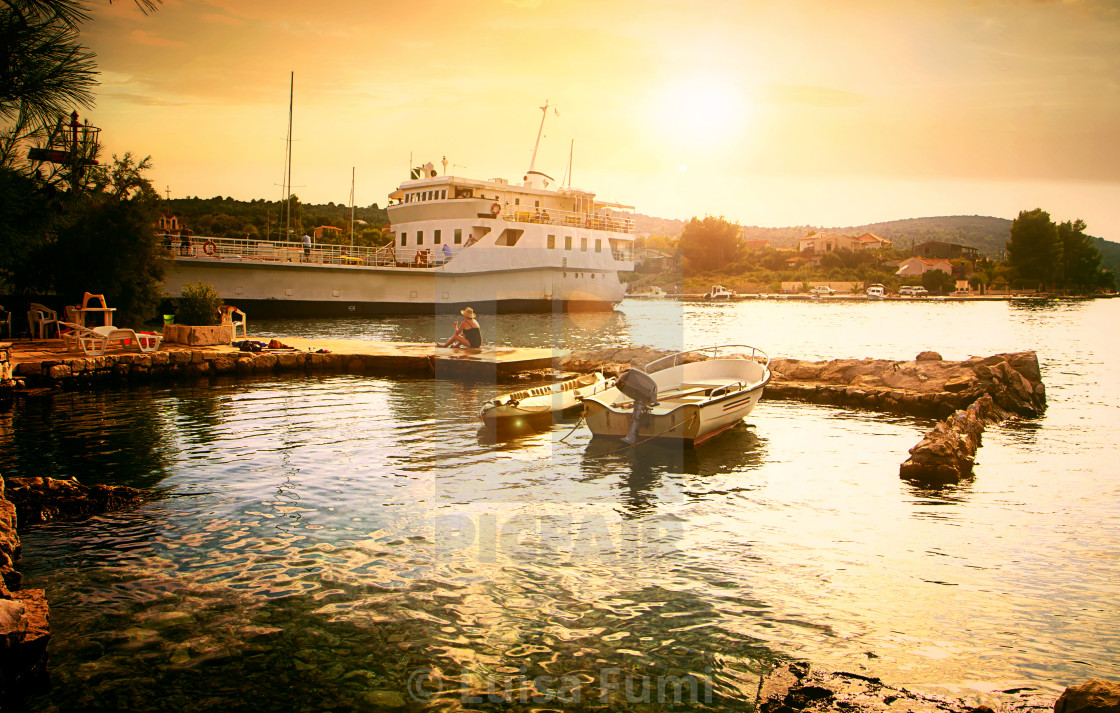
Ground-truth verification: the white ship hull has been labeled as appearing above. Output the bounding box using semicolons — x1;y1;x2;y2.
162;249;626;317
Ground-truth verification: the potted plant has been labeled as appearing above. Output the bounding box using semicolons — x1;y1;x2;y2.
163;281;232;346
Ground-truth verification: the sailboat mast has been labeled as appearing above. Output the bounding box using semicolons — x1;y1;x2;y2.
527;100;549;172
349;167;355;248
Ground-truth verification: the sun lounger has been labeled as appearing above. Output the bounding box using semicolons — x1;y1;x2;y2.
58;321;105;353
92;326;162;353
58;322;162;355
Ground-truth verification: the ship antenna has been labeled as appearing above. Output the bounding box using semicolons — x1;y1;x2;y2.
528;100;549;172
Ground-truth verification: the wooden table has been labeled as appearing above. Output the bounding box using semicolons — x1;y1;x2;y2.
76;307;116;328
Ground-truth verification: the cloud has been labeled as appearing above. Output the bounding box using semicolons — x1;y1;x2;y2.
129;29;187;48
201;13;243;26
101;92;182;106
758;84;868;108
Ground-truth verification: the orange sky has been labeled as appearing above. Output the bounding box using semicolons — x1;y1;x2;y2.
83;0;1120;238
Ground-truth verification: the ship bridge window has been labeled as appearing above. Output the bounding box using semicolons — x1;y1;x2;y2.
595;239;602;253
454;228;462;244
417;231;424;245
401;233;407;246
564;236;572;250
434;229;442;244
495;229;524;246
440;189;446;199
581;237;588;252
547;234;556;249
455;187;473;199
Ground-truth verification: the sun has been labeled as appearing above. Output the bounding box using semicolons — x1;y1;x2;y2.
650;77;748;147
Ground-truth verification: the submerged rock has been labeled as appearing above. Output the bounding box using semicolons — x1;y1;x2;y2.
4;476;145;525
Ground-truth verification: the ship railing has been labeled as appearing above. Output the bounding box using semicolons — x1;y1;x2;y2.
166;235;401;267
502;206;634;234
611;248;634;263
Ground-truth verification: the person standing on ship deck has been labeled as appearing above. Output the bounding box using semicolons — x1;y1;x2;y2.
436;307;481;348
302;234;312;262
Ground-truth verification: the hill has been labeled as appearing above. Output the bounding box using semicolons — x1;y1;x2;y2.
736;216;1016;257
632;213;685;238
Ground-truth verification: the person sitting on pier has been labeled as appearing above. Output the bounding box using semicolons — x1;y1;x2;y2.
436;307;481;348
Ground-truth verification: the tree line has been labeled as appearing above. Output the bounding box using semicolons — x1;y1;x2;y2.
645;213;1115;295
162;195;391;247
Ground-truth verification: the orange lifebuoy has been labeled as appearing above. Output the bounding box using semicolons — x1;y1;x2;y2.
203;240;216;256
490;202;501;217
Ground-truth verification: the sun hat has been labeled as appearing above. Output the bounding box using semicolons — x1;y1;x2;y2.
461;307;476;318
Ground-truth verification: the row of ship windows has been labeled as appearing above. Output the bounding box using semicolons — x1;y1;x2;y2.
550;235;602;252
398;230;603;252
399;228;461;246
404;189;544;208
405;189;448;203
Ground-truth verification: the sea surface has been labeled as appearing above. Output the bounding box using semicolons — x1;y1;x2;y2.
3;298;1119;712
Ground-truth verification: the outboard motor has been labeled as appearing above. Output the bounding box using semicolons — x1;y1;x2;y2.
616;369;658;445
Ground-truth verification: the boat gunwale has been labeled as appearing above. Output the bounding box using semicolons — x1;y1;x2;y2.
644;344;770;374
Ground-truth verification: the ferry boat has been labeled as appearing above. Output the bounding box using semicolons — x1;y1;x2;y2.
161;107;636;317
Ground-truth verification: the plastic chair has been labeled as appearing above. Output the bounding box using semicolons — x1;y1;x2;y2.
81;292;108;309
27;303;59;340
220;306;247;339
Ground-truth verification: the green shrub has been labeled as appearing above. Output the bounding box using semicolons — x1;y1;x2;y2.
176;281;223;325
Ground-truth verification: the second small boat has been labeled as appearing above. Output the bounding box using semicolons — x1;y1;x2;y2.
480;372;616;425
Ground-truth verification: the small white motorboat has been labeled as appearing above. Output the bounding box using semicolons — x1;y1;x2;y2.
706;285;736;300
583;345;770;446
480;372;616;424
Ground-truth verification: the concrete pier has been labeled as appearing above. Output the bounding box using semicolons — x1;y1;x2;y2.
3;337;564;387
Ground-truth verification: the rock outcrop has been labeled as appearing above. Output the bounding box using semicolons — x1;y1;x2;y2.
757;662;1053;713
0;477;50;699
1055;680;1120;713
900;395;1006;484
767;352;1045;419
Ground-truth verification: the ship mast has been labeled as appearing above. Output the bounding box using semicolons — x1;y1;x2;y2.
285;71;294;241
527;100;549;173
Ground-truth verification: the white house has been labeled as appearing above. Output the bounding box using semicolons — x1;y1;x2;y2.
896;257;953;277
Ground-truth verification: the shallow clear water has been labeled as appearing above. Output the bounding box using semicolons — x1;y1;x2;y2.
4;298;1119;712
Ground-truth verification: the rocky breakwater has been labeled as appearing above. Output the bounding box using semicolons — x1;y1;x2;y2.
757;662;1118;713
766;351;1045;485
0;475;145;698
